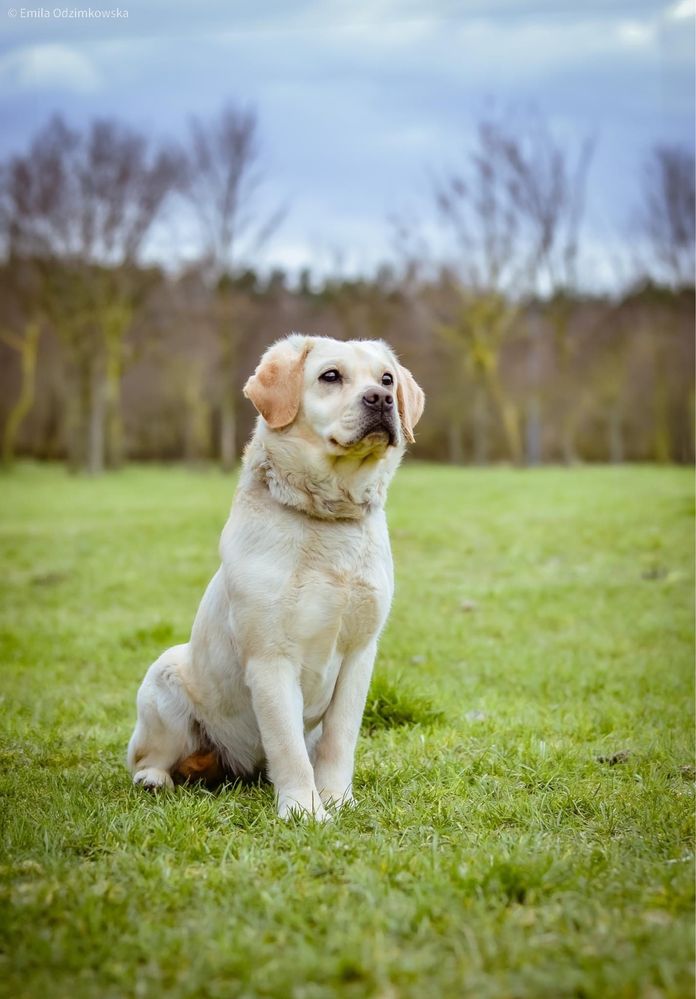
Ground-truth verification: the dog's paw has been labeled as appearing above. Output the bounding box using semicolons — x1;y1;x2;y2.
319;787;356;811
133;767;174;792
316;774;355;811
277;789;330;822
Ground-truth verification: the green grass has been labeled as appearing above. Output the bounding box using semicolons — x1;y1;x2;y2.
1;462;694;999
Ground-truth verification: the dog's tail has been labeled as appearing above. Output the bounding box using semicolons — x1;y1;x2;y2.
174;749;227;785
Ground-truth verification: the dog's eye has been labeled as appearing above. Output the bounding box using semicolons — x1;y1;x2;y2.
381;373;394;386
319;369;342;383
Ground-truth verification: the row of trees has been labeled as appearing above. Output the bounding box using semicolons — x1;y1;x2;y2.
0;106;694;469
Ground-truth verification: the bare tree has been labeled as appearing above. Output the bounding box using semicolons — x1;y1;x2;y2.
0;319;41;465
433;113;594;464
0;259;43;465
491;117;595;463
634;145;695;460
434;118;544;463
0;115;180;472
638;145;695;289
181;104;282;470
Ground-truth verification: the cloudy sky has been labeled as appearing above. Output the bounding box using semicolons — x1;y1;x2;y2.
0;0;694;286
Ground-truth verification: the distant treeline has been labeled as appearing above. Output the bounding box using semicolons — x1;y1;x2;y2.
0;107;693;468
0;263;693;466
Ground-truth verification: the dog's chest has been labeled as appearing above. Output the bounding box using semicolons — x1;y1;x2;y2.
293;541;390;650
288;524;392;712
296;563;387;649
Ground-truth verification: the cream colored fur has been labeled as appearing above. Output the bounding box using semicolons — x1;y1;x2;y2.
127;334;424;819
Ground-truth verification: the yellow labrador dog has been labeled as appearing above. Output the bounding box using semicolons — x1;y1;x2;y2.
127;334;424;819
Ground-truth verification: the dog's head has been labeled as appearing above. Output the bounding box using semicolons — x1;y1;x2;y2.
243;334;424;457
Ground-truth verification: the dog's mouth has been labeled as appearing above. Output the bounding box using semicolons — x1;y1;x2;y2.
359;412;398;447
330;418;397;453
364;424;397;447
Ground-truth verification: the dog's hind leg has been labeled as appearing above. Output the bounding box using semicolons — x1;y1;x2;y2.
127;644;198;791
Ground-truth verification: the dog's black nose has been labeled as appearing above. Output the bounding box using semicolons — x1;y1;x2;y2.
362;386;394;411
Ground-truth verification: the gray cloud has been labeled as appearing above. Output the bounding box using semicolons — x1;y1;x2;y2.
0;0;693;283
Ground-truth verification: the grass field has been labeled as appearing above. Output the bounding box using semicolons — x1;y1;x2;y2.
1;462;694;999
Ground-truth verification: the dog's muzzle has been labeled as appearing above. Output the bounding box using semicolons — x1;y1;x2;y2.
359;386;398;446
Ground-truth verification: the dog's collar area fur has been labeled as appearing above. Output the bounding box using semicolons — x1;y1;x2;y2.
242;436;395;522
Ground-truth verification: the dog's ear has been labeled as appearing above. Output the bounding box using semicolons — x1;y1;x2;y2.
243;337;312;429
396;364;425;444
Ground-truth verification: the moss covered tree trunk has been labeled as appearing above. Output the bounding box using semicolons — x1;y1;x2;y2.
441;297;521;465
608;399;625;464
103;300;132;470
551;301;579;465
1;320;41;466
86;353;106;476
652;338;672;463
183;364;211;464
219;392;236;472
217;294;239;472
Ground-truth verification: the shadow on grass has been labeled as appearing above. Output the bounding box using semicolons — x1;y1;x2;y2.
361;673;444;734
160;673;444;792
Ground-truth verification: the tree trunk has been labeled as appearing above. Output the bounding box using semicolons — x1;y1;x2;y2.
560;423;579;465
183;367;211;464
86;357;106;475
552;306;579;465
215;293;239;471
524;395;543;466
105;338;124;469
102;297;133;469
220;391;236;472
524;324;543;467
472;387;489;465
65;387;83;473
608;400;624;464
1;321;40;466
483;365;521;464
447;418;464;464
65;355;90;473
653;341;671;463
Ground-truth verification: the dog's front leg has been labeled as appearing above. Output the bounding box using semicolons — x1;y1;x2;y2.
246;657;327;821
313;640;377;810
